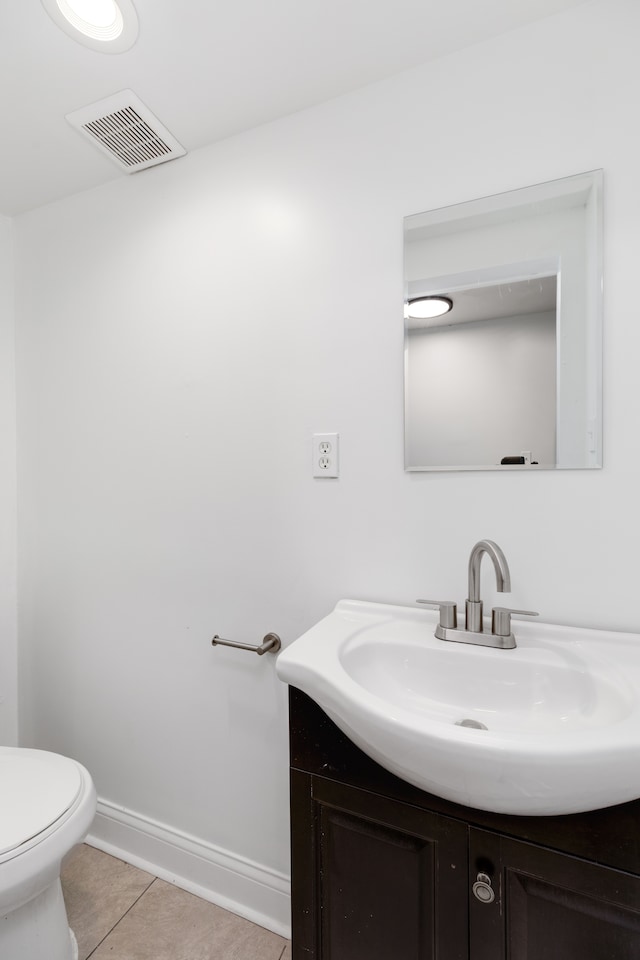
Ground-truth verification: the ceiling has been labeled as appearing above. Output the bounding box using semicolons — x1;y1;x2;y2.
408;275;558;330
0;0;589;217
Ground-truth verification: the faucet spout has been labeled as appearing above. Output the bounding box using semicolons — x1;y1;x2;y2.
466;540;511;632
468;540;511;600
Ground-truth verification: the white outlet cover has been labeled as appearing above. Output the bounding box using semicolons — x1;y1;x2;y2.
312;433;339;478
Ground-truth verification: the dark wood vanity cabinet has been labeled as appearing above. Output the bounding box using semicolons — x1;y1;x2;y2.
469;829;640;960
288;688;640;960
291;769;468;960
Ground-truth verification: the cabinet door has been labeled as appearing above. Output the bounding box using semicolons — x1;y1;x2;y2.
469;828;640;960
291;770;468;960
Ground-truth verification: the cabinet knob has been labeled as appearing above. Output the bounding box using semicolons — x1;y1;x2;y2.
472;872;495;904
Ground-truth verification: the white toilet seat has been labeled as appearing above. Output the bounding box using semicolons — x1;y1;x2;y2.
0;748;84;859
0;745;96;960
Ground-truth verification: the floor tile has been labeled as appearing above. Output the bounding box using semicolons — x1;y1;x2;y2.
61;844;155;960
280;944;292;960
90;878;287;960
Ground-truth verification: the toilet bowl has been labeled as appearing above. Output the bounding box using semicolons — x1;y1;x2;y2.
0;746;96;960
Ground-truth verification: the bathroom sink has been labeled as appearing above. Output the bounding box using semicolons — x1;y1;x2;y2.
276;599;640;815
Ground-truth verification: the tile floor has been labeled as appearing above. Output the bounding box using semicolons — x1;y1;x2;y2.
61;844;292;960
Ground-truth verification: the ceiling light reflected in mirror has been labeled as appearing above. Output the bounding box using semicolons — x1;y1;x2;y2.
406;296;453;321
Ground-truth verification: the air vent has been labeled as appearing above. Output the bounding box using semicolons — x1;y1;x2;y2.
66;90;186;173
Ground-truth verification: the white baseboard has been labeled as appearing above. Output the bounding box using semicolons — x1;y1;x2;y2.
86;799;291;939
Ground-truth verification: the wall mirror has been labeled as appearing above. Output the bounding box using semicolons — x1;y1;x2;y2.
404;170;603;471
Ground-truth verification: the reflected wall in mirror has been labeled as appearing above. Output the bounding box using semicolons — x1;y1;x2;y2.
404;170;603;471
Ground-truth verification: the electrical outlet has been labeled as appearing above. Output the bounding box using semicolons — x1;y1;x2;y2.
312;433;339;478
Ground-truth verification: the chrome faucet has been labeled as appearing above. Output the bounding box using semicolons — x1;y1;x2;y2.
418;539;538;649
466;539;510;633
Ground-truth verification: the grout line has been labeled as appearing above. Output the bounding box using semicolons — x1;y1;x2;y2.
85;877;157;959
72;849;291;959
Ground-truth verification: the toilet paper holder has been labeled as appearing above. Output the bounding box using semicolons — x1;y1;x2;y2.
211;632;281;656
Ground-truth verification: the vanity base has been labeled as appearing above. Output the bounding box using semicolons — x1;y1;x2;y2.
288;687;640;960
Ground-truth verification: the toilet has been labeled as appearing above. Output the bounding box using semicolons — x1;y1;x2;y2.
0;746;96;960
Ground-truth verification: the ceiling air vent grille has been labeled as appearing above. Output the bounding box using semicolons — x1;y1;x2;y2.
66;90;186;173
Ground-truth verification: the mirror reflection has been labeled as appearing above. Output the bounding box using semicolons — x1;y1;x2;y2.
404;171;602;471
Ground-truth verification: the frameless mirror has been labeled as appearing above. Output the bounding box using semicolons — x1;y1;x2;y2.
404;170;603;471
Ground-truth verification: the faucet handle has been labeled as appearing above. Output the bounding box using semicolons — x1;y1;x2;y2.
491;606;539;637
417;599;458;629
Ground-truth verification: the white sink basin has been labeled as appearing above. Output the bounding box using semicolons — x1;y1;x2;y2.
276;599;640;815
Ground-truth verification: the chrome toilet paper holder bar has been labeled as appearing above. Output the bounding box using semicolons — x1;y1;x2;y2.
211;632;281;656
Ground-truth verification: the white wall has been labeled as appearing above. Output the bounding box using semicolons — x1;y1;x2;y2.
13;0;640;935
0;215;17;746
406;312;556;467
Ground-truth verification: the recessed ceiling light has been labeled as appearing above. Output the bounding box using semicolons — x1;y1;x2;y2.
41;0;138;53
406;296;453;320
